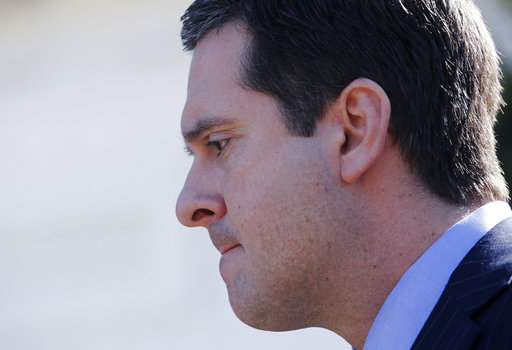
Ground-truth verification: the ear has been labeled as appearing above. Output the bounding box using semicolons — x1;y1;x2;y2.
329;78;391;183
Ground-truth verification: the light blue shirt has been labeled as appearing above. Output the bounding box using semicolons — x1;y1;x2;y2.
361;201;512;350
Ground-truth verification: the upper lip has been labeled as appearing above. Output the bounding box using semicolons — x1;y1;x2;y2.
209;226;240;255
220;243;241;255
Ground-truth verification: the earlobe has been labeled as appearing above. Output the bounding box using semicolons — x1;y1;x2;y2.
336;78;391;183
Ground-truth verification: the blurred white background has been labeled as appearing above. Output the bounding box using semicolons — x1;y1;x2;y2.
0;1;510;349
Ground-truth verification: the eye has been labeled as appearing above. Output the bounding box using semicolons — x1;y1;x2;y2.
206;138;230;156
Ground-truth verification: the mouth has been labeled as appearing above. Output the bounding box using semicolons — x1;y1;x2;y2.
208;224;241;256
220;243;241;255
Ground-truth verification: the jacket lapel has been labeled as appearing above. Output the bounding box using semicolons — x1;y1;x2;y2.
412;217;512;350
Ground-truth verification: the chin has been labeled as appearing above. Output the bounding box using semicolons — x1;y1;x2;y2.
227;289;313;332
234;310;306;332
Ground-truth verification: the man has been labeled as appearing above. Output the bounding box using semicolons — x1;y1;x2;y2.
175;1;512;349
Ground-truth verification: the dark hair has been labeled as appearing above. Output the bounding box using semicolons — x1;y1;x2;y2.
181;0;508;205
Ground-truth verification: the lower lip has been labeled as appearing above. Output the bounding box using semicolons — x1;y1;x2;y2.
219;245;243;282
222;244;241;256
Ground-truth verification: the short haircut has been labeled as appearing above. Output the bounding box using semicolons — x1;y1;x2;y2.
181;0;508;205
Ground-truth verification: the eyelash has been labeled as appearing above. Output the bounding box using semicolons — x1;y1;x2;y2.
206;139;230;156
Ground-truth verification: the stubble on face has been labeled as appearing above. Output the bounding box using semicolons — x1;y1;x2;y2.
217;139;349;331
183;23;361;333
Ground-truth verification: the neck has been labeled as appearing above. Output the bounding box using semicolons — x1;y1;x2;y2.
323;148;481;349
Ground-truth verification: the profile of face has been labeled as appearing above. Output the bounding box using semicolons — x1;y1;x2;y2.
175;23;378;331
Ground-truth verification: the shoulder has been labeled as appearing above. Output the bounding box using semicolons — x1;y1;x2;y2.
412;217;512;350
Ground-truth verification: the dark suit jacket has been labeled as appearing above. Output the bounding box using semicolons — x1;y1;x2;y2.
411;217;512;350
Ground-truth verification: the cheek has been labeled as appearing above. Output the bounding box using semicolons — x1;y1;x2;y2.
229;167;330;260
228;177;286;246
223;138;340;261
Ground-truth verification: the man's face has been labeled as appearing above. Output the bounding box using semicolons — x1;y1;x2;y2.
176;23;361;331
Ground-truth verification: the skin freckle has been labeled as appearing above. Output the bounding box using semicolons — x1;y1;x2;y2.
176;3;509;348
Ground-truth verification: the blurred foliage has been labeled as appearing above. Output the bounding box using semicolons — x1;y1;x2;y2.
496;68;512;199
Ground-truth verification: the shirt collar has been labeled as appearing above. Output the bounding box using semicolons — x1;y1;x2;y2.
361;201;512;350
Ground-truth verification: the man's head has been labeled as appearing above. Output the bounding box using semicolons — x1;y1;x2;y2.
181;0;507;204
176;0;508;345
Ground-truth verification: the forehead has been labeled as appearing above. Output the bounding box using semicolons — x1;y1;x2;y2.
189;23;248;84
181;23;249;134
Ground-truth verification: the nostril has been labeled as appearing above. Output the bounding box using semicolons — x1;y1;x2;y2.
192;208;215;222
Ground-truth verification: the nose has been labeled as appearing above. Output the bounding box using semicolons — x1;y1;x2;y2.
176;175;227;229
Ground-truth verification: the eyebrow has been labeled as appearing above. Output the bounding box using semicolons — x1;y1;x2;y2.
183;116;237;142
182;116;237;153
